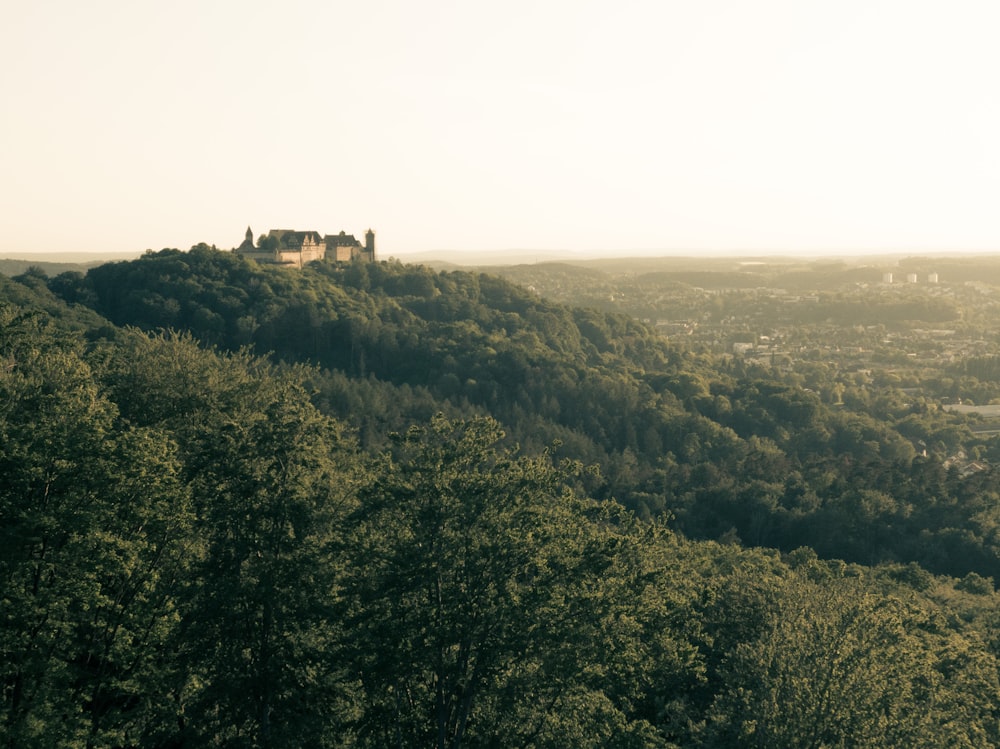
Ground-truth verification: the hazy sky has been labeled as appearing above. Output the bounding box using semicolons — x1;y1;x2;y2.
4;1;1000;257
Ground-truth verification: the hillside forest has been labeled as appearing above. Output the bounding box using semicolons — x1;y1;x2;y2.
5;247;1000;747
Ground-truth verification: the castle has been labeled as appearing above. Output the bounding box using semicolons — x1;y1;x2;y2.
236;226;375;268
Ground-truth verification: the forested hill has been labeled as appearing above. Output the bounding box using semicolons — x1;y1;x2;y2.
39;247;1000;582
5;253;1000;746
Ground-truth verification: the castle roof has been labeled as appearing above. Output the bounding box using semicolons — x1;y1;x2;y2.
325;231;362;247
267;229;323;249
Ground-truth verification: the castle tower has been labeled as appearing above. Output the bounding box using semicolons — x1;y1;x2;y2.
237;226;255;253
365;228;376;260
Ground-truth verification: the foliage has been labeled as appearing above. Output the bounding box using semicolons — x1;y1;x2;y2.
3;248;1000;744
702;572;1000;747
0;308;193;746
340;416;623;746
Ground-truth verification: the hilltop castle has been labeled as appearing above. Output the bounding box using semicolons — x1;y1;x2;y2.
236;226;375;268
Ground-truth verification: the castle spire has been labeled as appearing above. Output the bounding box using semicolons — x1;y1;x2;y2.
236;226;255;254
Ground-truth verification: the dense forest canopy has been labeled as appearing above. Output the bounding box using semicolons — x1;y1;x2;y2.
4;248;1000;746
41;248;1000;579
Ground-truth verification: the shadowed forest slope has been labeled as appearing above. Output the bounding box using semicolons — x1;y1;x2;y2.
3;275;1000;746
36;248;1000;583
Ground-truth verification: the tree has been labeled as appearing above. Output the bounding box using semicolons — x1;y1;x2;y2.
703;571;1000;747
338;415;632;748
0;307;194;747
97;330;360;747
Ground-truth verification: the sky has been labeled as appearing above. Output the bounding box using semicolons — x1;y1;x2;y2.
4;0;1000;258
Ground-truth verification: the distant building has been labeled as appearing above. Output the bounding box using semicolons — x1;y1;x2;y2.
236;226;375;268
928;272;939;283
882;272;894;284
906;273;918;283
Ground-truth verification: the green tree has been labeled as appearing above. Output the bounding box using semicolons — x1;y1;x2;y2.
97;330;360;747
339;415;632;748
703;572;1000;747
0;308;194;747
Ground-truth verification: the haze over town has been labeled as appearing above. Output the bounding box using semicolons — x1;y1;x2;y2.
5;1;1000;258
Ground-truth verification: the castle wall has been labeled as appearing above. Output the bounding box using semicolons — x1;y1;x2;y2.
274;236;326;268
300;245;326;265
275;250;302;268
276;246;325;268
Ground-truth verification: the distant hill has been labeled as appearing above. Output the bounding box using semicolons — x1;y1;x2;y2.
392;248;587;266
0;259;94;277
0;251;145;277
